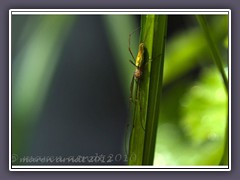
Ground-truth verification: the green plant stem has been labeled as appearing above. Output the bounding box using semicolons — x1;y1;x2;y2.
128;15;167;165
142;15;168;165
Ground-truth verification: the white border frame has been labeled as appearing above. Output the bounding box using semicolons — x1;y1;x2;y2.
9;9;231;171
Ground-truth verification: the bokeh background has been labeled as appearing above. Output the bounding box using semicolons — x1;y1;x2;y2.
11;14;228;165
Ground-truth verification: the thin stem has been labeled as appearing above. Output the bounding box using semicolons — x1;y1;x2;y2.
196;15;228;93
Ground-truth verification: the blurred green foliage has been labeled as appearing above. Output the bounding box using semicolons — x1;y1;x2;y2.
180;68;227;145
163;15;228;86
153;15;228;166
154;67;227;165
